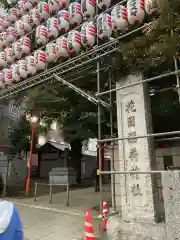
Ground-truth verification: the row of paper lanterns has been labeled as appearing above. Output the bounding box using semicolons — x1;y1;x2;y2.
0;0;158;86
0;0;107;33
0;0;157;51
1;0;157;33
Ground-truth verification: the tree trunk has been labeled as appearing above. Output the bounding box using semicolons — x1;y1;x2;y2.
70;139;82;184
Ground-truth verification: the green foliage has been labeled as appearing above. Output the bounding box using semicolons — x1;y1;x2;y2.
119;0;180;74
10;116;32;152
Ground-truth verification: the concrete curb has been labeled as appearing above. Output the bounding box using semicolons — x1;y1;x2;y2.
13;202;99;219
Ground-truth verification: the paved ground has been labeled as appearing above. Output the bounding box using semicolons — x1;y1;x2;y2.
5;186;111;239
17;205;94;240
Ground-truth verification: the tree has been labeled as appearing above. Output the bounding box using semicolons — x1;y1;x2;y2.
14;0;180;181
9;115;32;153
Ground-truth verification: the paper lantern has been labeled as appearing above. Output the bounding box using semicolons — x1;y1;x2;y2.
5;47;14;63
144;0;157;15
111;4;128;32
0;52;6;67
34;50;46;70
20;36;31;54
0;18;3;32
45;43;57;62
81;0;95;19
97;0;111;10
0;71;4;88
67;30;81;55
37;1;50;22
0;32;8;47
8;8;19;22
47;17;59;39
30;7;40;26
22;14;32;33
97;13;112;40
7;27;17;43
2;68;12;86
18;0;26;15
57;10;70;33
12;41;22;59
81;22;96;48
3;15;11;28
60;0;69;8
24;0;33;11
26;55;36;75
56;37;69;58
127;0;145;24
18;59;27;78
36;25;48;45
69;2;82;25
30;0;39;5
49;0;61;14
11;64;20;82
15;20;25;37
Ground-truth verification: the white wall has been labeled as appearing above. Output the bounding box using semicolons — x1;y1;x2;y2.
155;147;180;169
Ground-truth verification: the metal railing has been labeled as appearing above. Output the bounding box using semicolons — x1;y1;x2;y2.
34;182;70;206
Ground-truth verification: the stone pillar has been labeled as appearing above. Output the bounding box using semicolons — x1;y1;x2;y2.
162;171;180;240
115;73;158;222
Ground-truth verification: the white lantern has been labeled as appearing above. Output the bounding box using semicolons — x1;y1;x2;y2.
144;0;157;15
18;0;26;15
0;32;8;47
26;55;36;75
81;22;96;48
111;4;128;32
20;36;31;54
8;8;19;22
81;0;95;19
36;25;48;45
37;1;50;22
0;18;3;32
7;27;17;43
15;20;25;37
67;30;81;55
97;0;111;10
56;37;69;59
3;15;11;28
5;47;14;63
18;59;27;78
34;50;46;70
69;2;82;25
0;52;6;67
12;41;22;59
57;10;70;33
60;0;69;8
2;68;12;86
97;13;112;40
49;0;61;14
30;0;39;5
0;72;4;88
127;0;145;25
22;14;32;33
11;64;20;82
45;43;57;62
24;0;33;11
30;7;40;26
47;17;59;39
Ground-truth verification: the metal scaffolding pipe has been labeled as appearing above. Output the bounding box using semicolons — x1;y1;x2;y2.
0;23;152;100
100;170;177;175
97;70;180;96
98;130;180;143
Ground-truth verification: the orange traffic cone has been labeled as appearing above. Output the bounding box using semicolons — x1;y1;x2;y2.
84;208;96;240
102;200;109;231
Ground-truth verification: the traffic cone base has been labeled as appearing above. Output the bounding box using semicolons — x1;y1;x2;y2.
84;208;96;240
102;200;109;231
